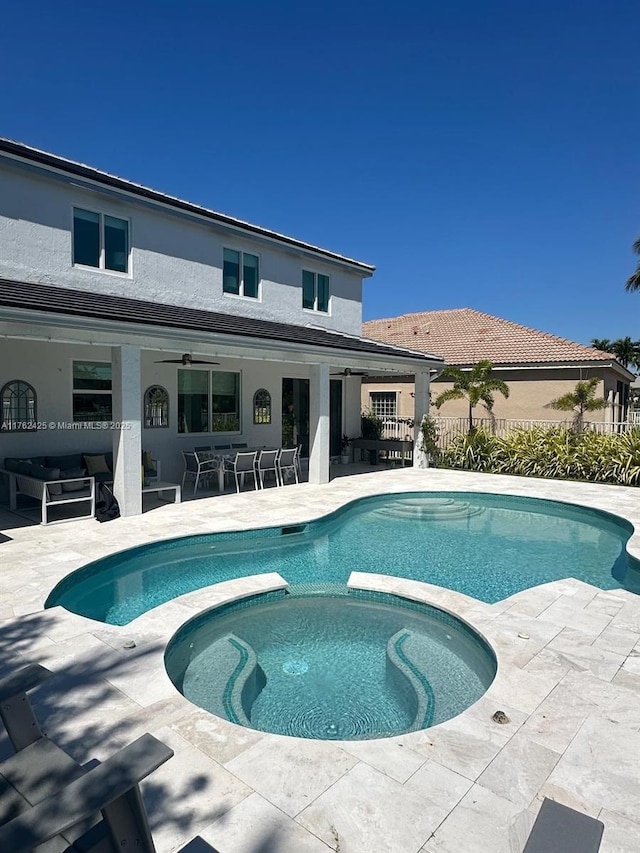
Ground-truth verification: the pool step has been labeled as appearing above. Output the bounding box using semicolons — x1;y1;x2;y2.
372;498;486;521
286;582;350;597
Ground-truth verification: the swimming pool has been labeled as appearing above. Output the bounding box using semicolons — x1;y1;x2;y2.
46;491;640;625
164;589;497;740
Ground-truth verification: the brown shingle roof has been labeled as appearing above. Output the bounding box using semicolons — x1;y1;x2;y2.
0;278;441;366
363;308;623;368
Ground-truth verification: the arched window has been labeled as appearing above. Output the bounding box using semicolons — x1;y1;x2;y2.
144;385;169;428
253;388;271;425
1;380;37;432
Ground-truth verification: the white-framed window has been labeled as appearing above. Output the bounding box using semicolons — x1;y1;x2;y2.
144;385;169;428
302;270;330;313
1;380;37;432
223;248;260;298
177;369;241;433
369;391;397;418
73;207;130;274
72;361;112;422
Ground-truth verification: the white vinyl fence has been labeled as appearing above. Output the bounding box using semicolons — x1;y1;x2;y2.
379;416;640;450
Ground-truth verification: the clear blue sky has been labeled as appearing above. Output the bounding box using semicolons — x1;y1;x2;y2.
2;1;639;346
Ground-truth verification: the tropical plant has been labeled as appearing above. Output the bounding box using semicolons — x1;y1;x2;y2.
440;426;500;471
590;338;613;352
624;237;640;292
548;378;606;432
418;414;440;463
434;359;509;433
361;409;384;440
590;337;640;370
440;424;640;487
610;337;640;370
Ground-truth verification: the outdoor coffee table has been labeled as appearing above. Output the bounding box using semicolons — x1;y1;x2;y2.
142;481;181;503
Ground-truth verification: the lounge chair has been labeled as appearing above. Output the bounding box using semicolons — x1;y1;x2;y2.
0;663;180;853
0;663;220;852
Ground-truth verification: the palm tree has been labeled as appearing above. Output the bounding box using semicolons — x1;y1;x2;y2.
590;338;613;353
610;336;640;371
434;359;509;432
549;378;606;432
624;238;640;291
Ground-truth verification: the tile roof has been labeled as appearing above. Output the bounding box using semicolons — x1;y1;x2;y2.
0;138;374;275
0;278;442;366
363;308;625;369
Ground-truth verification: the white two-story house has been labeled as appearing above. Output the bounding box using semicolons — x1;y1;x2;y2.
0;138;443;517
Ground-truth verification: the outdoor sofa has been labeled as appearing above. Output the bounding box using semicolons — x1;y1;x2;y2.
1;451;158;524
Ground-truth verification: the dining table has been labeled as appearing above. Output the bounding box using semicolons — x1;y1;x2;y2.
199;447;278;492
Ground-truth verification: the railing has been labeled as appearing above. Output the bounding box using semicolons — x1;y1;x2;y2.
378;415;640;450
380;417;415;440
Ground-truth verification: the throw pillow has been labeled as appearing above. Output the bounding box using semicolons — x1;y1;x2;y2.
60;467;87;492
4;458;31;473
31;464;62;495
83;454;111;476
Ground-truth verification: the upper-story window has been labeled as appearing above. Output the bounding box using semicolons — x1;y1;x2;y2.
1;380;37;432
73;207;130;274
302;270;330;313
223;248;259;298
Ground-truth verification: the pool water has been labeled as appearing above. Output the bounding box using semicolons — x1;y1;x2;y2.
46;492;640;625
164;590;497;740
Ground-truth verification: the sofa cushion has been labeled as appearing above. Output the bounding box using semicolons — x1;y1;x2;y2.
46;454;84;471
4;458;31;473
31;465;62;495
60;467;88;492
83;454;111;476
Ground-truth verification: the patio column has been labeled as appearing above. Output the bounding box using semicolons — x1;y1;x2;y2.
309;363;330;484
413;370;430;468
111;344;142;517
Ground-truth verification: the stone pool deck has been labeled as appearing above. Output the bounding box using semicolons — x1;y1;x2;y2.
1;467;640;853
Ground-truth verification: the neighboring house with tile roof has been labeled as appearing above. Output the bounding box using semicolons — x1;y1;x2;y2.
362;309;634;425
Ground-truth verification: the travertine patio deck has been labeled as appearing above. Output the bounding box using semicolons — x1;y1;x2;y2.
1;468;639;852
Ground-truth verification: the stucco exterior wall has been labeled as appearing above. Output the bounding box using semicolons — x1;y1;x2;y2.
362;366;626;424
0;160;364;334
0;339;341;486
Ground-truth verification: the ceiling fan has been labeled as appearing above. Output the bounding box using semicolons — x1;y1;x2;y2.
154;353;220;366
330;368;368;377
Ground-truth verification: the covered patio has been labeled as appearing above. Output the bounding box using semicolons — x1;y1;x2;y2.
0;279;443;521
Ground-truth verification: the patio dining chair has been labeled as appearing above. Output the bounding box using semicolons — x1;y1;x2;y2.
224;450;258;493
256;449;280;489
277;447;298;484
182;450;218;493
294;444;303;479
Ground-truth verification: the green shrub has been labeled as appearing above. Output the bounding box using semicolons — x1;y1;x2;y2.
440;425;640;486
419;415;440;463
441;426;500;472
361;409;384;440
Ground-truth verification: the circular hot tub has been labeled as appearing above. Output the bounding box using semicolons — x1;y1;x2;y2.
165;589;496;740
